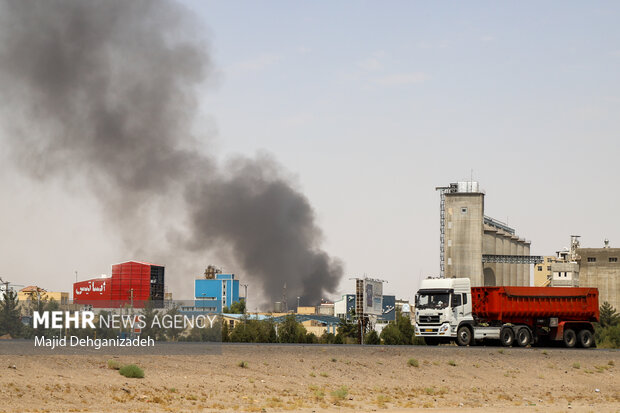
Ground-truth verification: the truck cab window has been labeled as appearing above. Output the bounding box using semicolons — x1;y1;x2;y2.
416;292;449;309
451;294;462;307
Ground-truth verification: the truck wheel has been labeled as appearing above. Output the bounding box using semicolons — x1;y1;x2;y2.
500;328;514;347
456;326;472;346
563;328;577;348
577;330;594;348
516;327;531;347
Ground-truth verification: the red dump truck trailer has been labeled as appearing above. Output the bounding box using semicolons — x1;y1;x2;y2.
472;286;599;347
415;278;599;347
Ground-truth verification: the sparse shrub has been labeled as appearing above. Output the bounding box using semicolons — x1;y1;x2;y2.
497;349;505;354
320;372;328;377
107;359;121;370
407;358;419;367
330;386;348;400
376;394;390;406
572;362;580;369
119;364;144;379
238;360;248;368
609;360;615;366
331;357;337;362
448;360;456;366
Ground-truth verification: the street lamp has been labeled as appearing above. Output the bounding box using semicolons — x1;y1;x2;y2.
297;296;301;313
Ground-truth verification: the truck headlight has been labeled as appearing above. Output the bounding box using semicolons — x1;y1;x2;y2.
439;324;449;335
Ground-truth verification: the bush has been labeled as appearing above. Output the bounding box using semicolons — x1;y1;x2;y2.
364;330;380;345
119;364;144;379
238;360;248;368
407;358;419;367
330;386;348;400
107;359;122;370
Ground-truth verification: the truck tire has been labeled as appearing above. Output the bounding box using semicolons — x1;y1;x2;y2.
500;327;514;347
563;328;577;348
577;330;594;348
516;327;531;347
456;326;472;346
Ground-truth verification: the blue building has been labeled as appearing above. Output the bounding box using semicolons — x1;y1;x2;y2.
194;273;240;313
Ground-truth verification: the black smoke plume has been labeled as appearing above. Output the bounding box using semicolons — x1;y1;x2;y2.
0;0;343;306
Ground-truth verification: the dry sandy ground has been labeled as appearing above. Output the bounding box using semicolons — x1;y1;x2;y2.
1;343;619;412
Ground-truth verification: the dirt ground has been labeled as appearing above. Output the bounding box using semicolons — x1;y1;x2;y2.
1;343;619;412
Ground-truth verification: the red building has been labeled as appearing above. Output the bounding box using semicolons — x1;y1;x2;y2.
73;260;165;308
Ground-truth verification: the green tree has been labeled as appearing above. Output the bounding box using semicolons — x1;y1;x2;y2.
229;299;246;314
95;311;117;339
305;332;318;343
599;302;620;327
335;317;357;342
320;332;336;344
139;300;164;340
396;311;414;345
278;314;307;343
364;330;380;345
380;322;402;345
22;296;59;339
221;319;230;342
164;305;185;341
229;316;252;342
0;290;22;338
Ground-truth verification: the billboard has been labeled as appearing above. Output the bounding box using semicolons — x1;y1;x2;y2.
363;279;383;316
74;279;111;305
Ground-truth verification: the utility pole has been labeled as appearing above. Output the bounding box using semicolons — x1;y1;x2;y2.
241;284;248;314
297;296;300;313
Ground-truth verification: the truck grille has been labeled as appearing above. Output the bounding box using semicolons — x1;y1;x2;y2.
418;315;440;324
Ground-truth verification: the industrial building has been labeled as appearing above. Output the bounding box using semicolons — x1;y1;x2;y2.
540;236;620;310
575;239;620;311
73;260;165;308
436;181;540;286
534;256;556;286
194;266;241;313
18;286;69;306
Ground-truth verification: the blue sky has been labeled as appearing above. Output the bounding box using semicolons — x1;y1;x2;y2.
1;2;619;304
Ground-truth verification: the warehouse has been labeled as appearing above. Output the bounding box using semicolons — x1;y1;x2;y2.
73;260;165;308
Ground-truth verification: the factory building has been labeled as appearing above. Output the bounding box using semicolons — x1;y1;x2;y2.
436;181;539;286
73;260;165;308
534;256;556;286
544;236;619;310
18;286;69;306
194;267;241;313
576;239;620;311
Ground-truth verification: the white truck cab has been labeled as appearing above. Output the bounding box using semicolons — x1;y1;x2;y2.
414;278;474;345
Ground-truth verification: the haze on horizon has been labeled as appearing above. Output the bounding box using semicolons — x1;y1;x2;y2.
1;1;619;308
